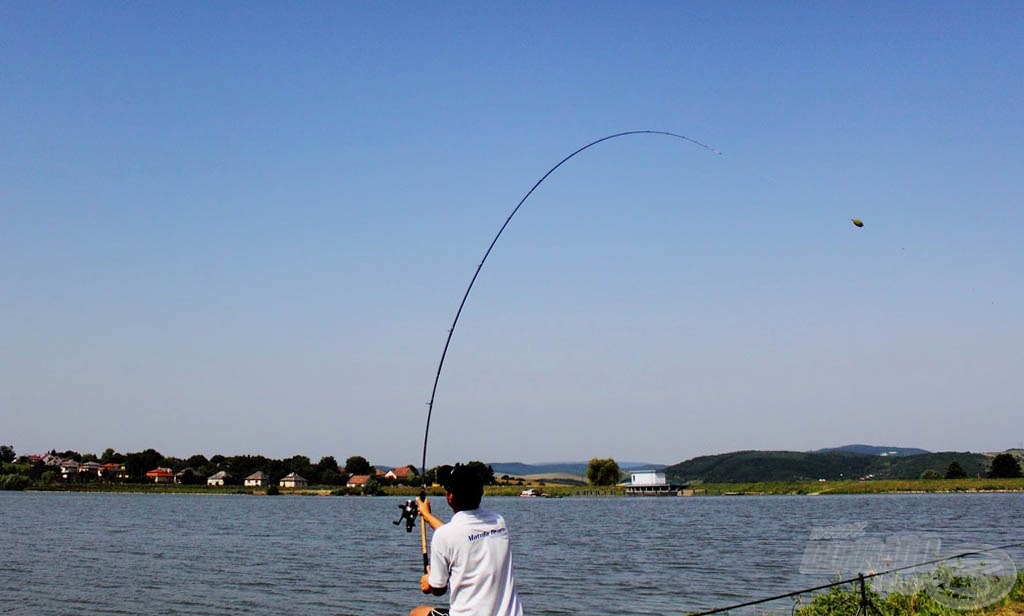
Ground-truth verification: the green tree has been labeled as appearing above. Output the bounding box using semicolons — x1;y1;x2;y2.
319;468;343;486
123;449;165;481
0;445;15;463
919;469;941;480
186;454;210;471
0;474;30;490
345;455;373;475
286;454;310;471
100;448;123;463
176;468;203;485
988;453;1022;478
284;455;315;480
316;456;340;474
586;458;621;486
424;466;439;486
362;477;383;496
316;456;342;485
945;461;967;479
227;455;271;481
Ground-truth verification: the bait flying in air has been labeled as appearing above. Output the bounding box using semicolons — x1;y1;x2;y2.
851;218;864;227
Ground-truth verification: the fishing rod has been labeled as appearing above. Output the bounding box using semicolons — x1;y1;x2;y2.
417;130;720;480
395;130;720;571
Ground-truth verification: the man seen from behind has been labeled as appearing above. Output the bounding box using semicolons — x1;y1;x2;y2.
409;463;524;616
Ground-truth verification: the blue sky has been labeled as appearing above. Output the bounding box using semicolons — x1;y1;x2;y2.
3;2;1022;468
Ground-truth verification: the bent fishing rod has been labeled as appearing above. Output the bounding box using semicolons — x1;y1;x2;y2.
418;130;720;480
396;130;720;572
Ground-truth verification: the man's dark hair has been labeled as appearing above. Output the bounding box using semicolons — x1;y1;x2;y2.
439;463;484;510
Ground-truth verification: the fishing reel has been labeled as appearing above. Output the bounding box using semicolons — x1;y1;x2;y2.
393;499;418;532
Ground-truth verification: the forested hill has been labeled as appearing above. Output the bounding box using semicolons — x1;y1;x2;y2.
664;450;992;483
813;444;930;457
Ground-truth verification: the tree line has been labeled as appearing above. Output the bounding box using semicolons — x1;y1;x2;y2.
0;445;418;487
0;444;510;491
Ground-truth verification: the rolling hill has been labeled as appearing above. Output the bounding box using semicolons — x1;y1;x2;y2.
813;444;930;457
664;449;992;483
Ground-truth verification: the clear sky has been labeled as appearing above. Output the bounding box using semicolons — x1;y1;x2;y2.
3;2;1022;468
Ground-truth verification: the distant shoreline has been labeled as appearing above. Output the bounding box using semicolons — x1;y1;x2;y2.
484;477;1024;497
13;476;1024;497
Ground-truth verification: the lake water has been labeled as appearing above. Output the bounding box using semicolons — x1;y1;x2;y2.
1;492;1021;615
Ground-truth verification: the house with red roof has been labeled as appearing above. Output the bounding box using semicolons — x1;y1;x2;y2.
100;463;129;480
385;466;417;481
346;474;370;488
145;468;175;484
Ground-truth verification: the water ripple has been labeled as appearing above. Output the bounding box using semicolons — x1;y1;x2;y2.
1;492;1020;615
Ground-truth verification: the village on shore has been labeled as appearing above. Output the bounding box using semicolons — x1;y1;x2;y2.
4;448;1023;497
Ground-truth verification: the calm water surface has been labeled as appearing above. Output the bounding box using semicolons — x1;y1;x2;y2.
1;492;1021;615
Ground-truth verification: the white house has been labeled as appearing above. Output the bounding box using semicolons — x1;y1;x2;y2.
59;460;79;480
207;471;231;486
244;471;268;487
629;470;667;487
279;472;307;488
625;470;677;496
78;461;102;477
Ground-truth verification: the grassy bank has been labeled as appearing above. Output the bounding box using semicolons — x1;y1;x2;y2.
791;572;1024;616
474;477;1024;498
693;477;1024;496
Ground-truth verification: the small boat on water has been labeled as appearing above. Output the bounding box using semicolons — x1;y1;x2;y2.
519;488;542;498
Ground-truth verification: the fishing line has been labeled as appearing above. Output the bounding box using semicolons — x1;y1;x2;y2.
419;130;721;480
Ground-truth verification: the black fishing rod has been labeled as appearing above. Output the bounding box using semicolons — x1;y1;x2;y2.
417;130;721;480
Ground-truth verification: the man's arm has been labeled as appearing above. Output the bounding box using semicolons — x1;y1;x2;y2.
416;496;448;595
420;573;447;596
416;496;445;531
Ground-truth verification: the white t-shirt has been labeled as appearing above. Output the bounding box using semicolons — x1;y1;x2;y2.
428;508;524;616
